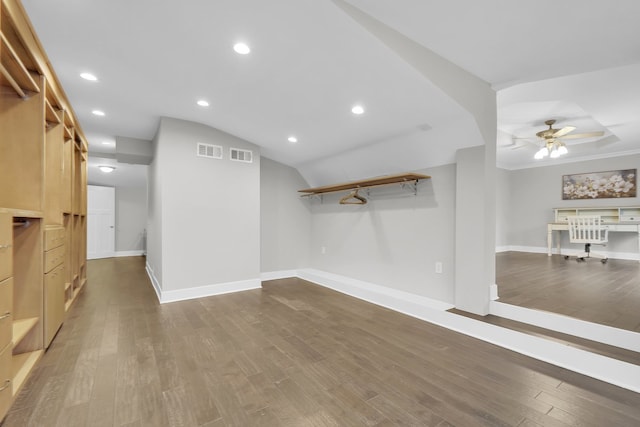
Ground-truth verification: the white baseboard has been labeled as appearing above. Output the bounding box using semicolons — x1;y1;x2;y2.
144;263;261;304
297;268;454;314
501;245;640;261
115;250;145;257
489;284;499;300
160;278;261;304
145;263;162;302
490;301;640;353
261;270;298;281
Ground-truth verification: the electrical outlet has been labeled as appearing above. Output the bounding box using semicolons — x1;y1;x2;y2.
435;262;443;274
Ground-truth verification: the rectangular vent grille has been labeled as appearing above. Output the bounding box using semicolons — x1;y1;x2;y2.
197;143;223;159
230;148;253;163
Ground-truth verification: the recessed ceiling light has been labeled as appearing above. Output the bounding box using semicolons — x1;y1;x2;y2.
80;72;98;81
351;105;365;115
288;136;298;143
98;165;116;173
197;100;210;107
233;43;251;55
101;141;114;146
92;110;105;116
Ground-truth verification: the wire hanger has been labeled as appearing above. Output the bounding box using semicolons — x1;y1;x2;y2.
339;189;367;205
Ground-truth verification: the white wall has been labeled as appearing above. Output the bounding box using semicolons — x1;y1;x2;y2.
146;131;163;285
115;185;147;252
260;158;311;273
504;153;640;254
309;164;456;303
88;164;148;254
495;167;511;249
150;117;261;293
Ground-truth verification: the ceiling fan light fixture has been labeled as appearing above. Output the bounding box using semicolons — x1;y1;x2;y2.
549;147;560;158
534;147;548;160
558;144;568;156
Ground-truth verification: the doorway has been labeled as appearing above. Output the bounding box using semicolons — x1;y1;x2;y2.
87;185;115;259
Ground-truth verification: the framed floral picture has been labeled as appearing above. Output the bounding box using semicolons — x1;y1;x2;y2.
562;169;636;200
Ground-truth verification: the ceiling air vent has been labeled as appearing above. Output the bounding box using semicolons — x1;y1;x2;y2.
230;148;253;163
196;143;223;159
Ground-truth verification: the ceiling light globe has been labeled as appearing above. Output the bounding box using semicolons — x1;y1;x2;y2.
351;105;365;115
80;72;98;81
98;165;116;173
233;43;250;54
288;136;298;143
558;145;568;155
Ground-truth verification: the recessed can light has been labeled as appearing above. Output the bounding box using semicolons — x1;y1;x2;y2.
80;72;98;81
98;165;116;173
197;100;210;107
101;141;113;145
351;105;365;115
92;110;105;116
288;136;298;143
233;43;251;54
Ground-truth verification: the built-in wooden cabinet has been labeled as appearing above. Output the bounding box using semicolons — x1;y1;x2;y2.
1;0;88;420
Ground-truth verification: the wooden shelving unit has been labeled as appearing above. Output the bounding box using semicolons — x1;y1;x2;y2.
0;0;88;420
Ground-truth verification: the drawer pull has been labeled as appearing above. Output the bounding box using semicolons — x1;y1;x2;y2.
0;312;10;320
0;244;12;250
0;379;10;392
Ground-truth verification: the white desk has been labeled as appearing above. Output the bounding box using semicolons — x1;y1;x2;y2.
547;222;640;260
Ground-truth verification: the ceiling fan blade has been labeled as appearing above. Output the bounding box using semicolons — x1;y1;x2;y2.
551;126;576;138
561;131;605;140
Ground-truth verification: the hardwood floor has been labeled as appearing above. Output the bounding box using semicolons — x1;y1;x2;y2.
496;252;640;332
3;256;640;426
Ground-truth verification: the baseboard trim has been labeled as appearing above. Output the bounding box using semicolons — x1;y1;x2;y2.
261;270;298;281
145;263;162;303
297;268;455;314
490;301;640;353
144;262;260;304
115;250;145;257
161;279;261;304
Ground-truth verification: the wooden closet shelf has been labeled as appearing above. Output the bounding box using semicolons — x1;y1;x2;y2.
12;350;43;396
44;98;61;125
0;32;40;97
12;317;39;346
299;173;431;195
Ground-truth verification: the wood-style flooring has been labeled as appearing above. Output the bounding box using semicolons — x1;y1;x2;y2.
496;252;640;332
3;256;640;426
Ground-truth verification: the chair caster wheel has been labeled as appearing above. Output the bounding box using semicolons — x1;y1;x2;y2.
577;258;584;262
601;259;608;264
564;256;569;260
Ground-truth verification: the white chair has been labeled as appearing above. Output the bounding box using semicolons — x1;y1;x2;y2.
565;216;609;263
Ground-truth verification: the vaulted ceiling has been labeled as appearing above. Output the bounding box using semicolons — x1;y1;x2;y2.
21;0;640;185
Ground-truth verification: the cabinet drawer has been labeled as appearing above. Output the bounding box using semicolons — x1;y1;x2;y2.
44;245;65;273
0;343;11;421
0;278;12;351
44;226;65;251
44;265;65;348
0;213;12;282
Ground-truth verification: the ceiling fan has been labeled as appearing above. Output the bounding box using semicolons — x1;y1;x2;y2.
532;119;604;160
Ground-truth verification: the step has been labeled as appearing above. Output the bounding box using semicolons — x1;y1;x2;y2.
448;308;640;366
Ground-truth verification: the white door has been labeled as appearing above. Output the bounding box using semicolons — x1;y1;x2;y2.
87;185;115;259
